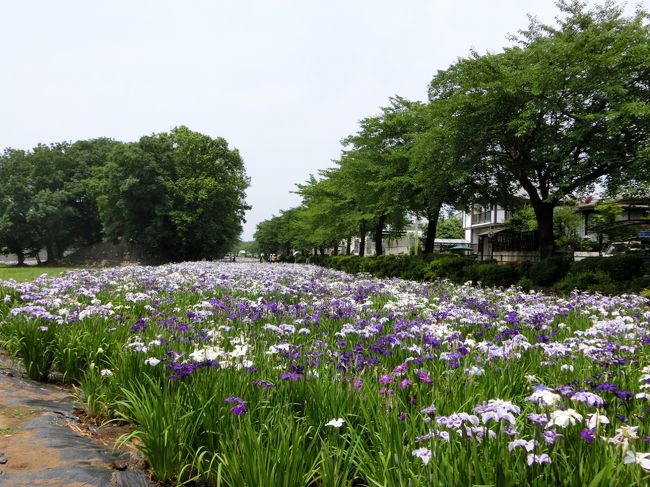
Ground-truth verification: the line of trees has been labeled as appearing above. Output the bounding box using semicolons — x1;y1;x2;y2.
255;1;649;259
0;126;250;264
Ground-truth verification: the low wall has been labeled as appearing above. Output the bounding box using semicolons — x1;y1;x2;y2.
63;242;160;266
492;251;540;264
573;251;600;261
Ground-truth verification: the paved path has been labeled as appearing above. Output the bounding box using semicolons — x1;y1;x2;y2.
0;354;152;487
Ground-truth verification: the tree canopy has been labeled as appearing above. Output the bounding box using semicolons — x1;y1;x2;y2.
255;0;649;259
0;127;249;263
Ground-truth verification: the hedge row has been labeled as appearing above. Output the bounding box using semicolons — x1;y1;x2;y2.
311;253;649;295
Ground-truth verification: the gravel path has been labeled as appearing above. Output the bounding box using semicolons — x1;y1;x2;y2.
0;353;153;487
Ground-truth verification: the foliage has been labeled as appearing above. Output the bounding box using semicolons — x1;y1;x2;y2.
527;256;572;287
553;271;617;295
570;254;648;282
92;126;250;261
464;262;526;287
0;149;40;263
428;1;650;257
435;215;464;239
0;129;248;264
1;263;650;485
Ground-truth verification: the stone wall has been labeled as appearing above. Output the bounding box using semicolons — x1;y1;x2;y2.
63;242;160;266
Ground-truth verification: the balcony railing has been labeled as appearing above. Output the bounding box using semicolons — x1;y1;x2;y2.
471;210;492;225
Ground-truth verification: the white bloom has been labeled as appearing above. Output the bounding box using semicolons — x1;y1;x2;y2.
587;411;610;430
624;450;650;472
526;388;561;406
560;364;574;372
189;346;223;362
145;357;161;366
606;425;639;450
325;418;345;428
230;344;249;358
412;447;432;465
547;409;583;428
465;366;485;376
100;369;114;378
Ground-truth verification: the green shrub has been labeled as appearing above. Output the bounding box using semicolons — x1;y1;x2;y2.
553;270;616;294
425;255;475;282
527;256;571;286
570;254;646;281
465;262;524;287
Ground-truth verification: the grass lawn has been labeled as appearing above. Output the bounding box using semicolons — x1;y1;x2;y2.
0;265;74;282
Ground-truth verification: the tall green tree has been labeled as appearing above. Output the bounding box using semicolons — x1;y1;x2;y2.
435;215;464;239
93;126;249;261
0;149;38;264
295;171;359;254
430;1;650;257
338;97;419;255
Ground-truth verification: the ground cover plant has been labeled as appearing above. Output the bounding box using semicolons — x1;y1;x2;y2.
0;266;72;282
0;263;649;486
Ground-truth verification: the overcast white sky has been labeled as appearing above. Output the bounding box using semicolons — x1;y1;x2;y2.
1;1;645;240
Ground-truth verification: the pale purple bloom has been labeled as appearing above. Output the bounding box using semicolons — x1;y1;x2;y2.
527;453;552;466
571;391;604;407
412;447;432;465
421;405;437;415
542;430;563;445
527;413;549;427
474;399;520;425
508;439;536;452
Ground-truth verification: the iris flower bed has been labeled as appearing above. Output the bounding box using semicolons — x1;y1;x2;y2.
0;263;649;486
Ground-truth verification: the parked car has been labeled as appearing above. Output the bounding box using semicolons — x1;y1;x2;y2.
604;234;650;263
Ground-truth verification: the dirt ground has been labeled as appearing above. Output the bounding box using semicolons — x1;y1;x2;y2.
0;352;153;487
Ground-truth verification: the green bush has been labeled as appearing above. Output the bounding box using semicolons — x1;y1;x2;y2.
465;262;524;287
553;270;616;294
570;254;646;281
527;256;572;286
425;255;476;282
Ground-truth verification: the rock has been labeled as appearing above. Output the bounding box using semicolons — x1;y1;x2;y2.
0;452;7;464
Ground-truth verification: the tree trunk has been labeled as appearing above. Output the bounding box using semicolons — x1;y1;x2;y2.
374;214;386;256
319;246;325;256
532;201;555;259
332;242;339;256
359;220;367;257
346;236;351;255
46;242;55;263
423;205;441;254
15;250;25;266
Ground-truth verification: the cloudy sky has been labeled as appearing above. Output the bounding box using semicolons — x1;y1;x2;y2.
1;1;644;240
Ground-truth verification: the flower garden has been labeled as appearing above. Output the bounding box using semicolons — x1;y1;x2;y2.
1;262;649;486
